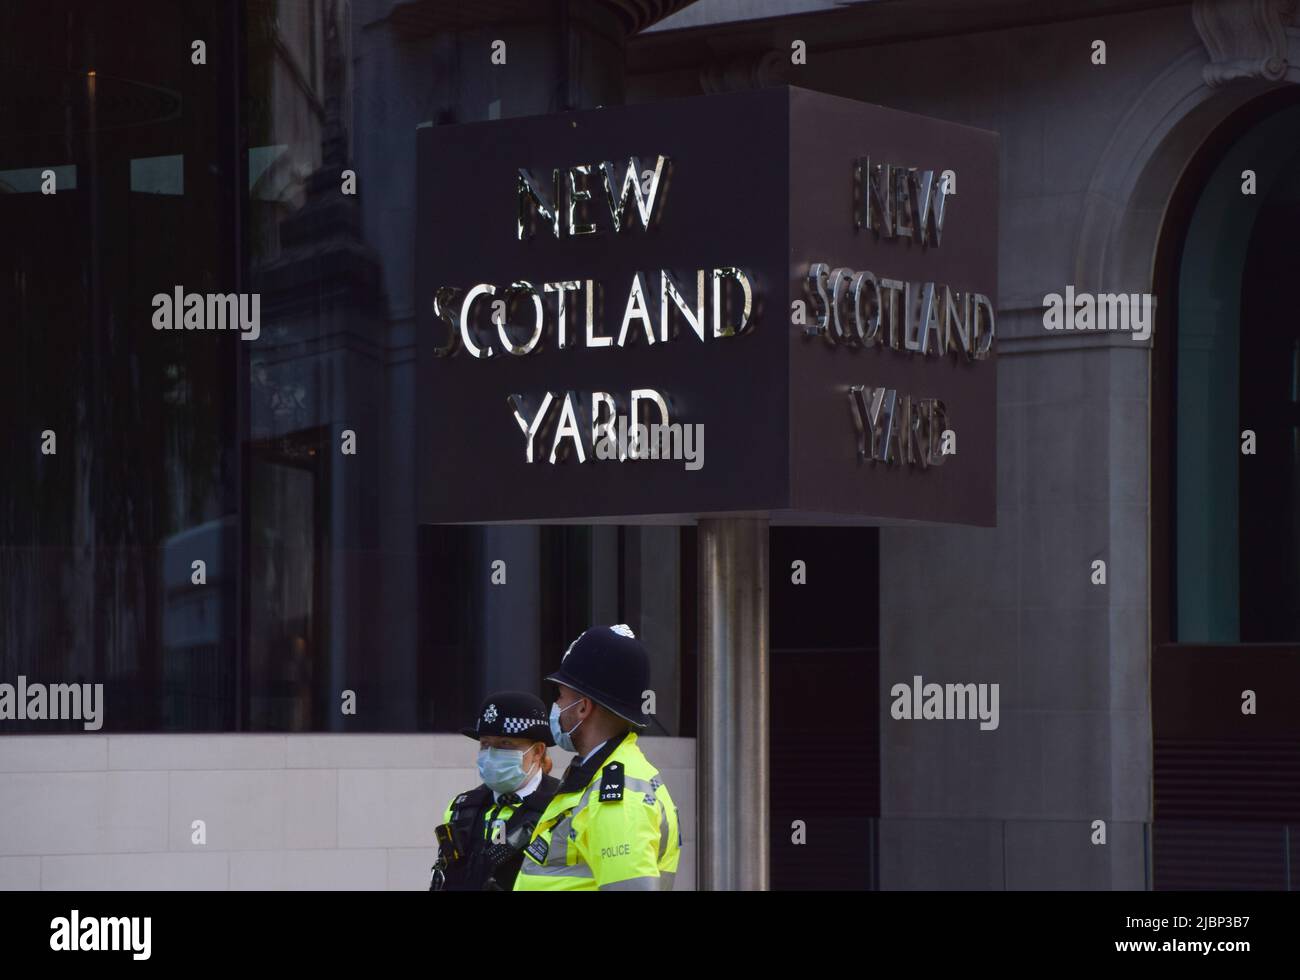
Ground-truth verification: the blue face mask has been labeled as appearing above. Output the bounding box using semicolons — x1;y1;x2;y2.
477;746;536;795
549;698;585;753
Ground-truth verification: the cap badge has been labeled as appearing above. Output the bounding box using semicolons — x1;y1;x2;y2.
484;704;498;723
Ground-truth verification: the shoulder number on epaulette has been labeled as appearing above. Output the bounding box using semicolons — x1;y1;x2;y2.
525;836;549;863
599;762;624;802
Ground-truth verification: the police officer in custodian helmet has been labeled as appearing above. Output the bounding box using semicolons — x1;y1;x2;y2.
514;625;681;891
430;691;560;891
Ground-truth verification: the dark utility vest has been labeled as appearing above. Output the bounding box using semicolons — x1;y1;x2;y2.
433;774;560;891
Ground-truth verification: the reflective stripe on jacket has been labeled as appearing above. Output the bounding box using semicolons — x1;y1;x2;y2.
514;731;680;891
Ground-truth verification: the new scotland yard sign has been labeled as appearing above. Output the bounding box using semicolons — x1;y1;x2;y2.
416;87;997;526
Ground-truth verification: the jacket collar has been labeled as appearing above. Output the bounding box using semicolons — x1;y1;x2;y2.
558;729;632;794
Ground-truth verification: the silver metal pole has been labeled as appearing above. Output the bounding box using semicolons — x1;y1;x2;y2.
697;517;769;890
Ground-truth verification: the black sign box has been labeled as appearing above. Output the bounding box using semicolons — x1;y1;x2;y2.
416;86;997;526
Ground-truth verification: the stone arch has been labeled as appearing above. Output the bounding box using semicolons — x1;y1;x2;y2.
1074;27;1300;299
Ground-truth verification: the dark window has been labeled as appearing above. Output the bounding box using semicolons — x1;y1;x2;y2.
0;0;242;732
0;3;702;735
1239;200;1300;642
419;526;694;736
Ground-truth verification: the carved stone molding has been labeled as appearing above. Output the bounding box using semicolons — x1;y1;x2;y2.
1193;0;1298;86
699;50;788;95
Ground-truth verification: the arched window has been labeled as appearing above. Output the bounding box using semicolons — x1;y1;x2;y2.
1172;98;1300;644
1152;90;1300;889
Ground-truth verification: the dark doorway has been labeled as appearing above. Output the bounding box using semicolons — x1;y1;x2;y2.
769;526;880;889
1239;200;1300;643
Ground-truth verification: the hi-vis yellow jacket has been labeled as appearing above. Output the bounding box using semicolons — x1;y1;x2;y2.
514;731;680;891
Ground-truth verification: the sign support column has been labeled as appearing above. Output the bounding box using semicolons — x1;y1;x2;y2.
698;517;769;890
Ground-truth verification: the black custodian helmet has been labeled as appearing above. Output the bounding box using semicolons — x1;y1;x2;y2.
545;624;650;728
460;690;554;746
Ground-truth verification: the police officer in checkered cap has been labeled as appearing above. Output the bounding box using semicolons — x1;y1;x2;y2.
430;691;559;891
514;625;682;891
